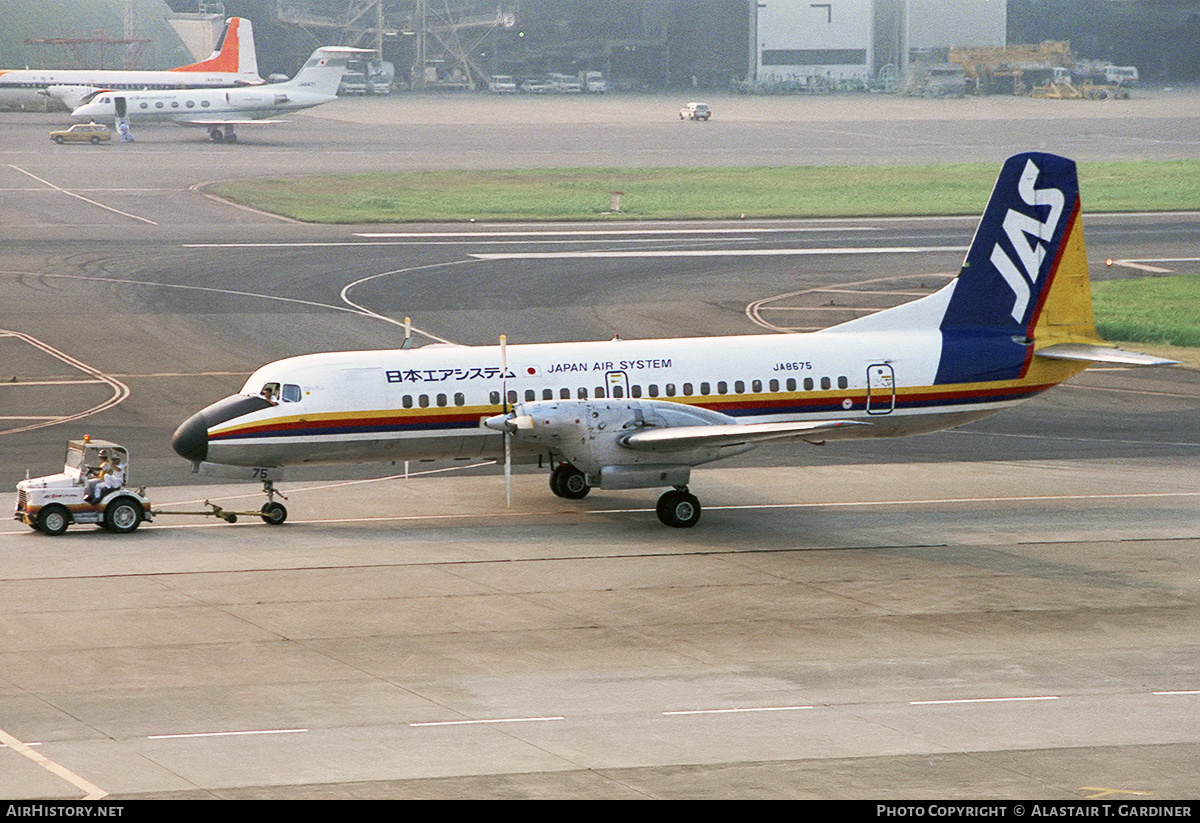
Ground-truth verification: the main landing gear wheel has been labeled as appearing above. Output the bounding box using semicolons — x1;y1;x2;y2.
549;464;590;499
656;488;701;528
208;128;224;142
260;502;287;525
104;497;143;534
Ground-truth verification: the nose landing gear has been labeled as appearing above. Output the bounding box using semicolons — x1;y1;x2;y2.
259;480;287;524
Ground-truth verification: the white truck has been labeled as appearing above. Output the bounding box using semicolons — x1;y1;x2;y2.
15;438;151;535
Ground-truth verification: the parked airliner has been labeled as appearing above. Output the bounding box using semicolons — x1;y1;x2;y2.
68;46;366;142
172;153;1175;527
0;17;261;109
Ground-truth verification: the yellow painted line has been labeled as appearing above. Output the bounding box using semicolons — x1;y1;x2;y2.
0;726;107;800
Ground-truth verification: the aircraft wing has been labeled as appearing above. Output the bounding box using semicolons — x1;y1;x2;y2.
620;419;868;451
1035;343;1178;367
176;118;289;126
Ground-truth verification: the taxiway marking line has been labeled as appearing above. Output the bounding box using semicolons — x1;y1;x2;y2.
0;725;107;800
184;238;763;248
0;329;130;436
910;696;1059;705
410;716;565;727
697;491;1200;513
663;706;814;716
471;245;968;260
148;728;308;740
74;489;1200;536
7;164;157;226
354;228;879;238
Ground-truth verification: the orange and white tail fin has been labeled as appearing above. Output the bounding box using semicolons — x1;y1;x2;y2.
171;17;260;79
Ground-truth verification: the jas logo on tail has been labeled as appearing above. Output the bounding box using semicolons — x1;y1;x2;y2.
988;159;1065;322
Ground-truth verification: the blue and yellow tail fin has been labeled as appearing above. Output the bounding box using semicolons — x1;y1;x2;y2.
935;152;1173;381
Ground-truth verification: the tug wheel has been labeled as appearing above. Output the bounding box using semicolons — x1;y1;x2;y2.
104;498;143;534
37;505;71;536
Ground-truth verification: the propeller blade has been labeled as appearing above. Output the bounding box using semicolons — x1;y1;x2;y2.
500;334;511;507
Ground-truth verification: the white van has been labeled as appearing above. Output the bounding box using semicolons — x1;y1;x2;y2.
1104;66;1138;85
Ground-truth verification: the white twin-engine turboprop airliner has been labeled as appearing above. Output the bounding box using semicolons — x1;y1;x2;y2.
67;46;367;143
171;153;1175;527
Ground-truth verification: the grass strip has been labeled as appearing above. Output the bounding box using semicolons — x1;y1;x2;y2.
1092;274;1200;349
207;160;1200;223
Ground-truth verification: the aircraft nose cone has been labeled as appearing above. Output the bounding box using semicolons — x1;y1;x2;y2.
171;411;209;463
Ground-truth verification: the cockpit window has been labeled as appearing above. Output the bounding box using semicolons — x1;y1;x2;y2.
260;382;280;402
281;384;302;403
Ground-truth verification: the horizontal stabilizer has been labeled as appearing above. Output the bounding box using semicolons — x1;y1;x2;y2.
621;419;868;451
1035;343;1179;367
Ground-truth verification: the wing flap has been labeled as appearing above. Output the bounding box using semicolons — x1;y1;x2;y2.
621;419;868;451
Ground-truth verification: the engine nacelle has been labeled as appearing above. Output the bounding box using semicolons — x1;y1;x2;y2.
493;398;753;487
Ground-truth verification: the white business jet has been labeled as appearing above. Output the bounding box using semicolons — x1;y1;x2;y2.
3;17;261;109
68;45;366;143
172;153;1175;527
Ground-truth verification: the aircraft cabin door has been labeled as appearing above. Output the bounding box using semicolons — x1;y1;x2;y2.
866;363;895;415
605;370;629;399
114;96;127;119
